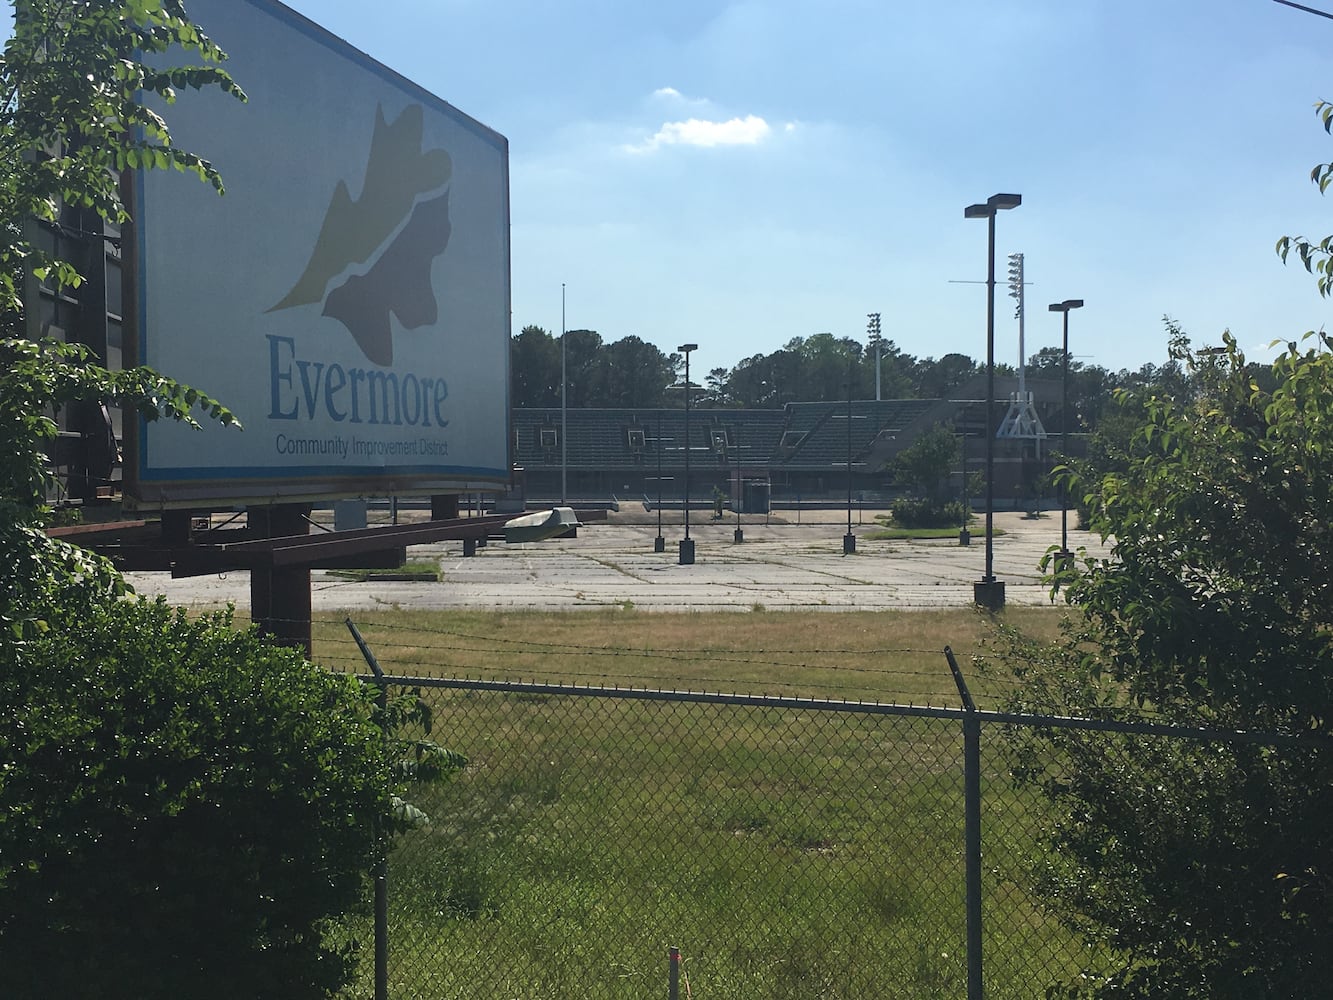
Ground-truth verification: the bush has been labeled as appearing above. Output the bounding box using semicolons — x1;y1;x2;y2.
0;598;395;1000
889;498;969;529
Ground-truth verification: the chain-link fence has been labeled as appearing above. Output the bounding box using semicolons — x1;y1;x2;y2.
329;629;1318;1000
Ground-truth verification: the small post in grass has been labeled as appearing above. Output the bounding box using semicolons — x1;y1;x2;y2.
669;946;681;1000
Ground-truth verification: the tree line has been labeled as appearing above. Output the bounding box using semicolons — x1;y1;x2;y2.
511;321;1225;439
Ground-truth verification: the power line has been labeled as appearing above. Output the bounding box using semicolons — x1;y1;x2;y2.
1273;0;1333;21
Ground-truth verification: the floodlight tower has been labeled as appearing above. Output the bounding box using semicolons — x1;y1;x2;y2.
867;312;883;400
997;254;1047;450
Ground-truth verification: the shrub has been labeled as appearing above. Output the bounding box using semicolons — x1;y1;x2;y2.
0;598;395;1000
890;498;969;529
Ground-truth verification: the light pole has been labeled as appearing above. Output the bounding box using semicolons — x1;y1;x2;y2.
958;428;971;546
678;343;698;566
732;430;744;544
844;376;856;555
560;283;567;505
1048;298;1083;565
653;410;666;552
965;192;1021;611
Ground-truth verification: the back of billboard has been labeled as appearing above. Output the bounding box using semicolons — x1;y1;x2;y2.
124;0;510;509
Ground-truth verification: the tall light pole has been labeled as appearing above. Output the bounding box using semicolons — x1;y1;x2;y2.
964;192;1021;611
732;430;744;544
560;283;567;505
844;376;856;555
653;410;666;552
678;343;698;566
1048;298;1083;565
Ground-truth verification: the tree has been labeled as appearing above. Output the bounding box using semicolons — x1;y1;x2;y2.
996;332;1332;997
1;0;245;626
598;334;674;407
891;422;959;503
510;324;560;407
703;366;731;407
560;328;603;407
1276;98;1333;294
913;351;977;398
862;336;914;399
0;599;401;999
0;6;435;996
1;0;245;328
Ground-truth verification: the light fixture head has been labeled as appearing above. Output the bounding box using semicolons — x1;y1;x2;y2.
988;192;1022;210
964;203;990;219
677;343;698;353
1048;299;1084;313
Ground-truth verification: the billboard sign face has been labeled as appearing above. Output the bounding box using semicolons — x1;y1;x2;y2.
125;0;510;508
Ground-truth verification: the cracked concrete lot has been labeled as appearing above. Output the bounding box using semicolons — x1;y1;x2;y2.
124;509;1111;613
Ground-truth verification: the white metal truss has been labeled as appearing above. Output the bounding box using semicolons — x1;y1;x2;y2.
997;253;1048;449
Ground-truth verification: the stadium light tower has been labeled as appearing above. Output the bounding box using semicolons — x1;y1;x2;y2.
678;343;698;566
1048;298;1084;565
867;312;883;400
964;192;1021;611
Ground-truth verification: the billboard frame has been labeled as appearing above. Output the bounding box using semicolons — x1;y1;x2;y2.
120;0;511;511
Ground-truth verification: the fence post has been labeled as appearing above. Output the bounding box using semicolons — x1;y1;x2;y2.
347;618;390;1000
668;946;680;1000
946;646;983;1000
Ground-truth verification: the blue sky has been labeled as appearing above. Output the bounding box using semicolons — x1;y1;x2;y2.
84;2;1333;378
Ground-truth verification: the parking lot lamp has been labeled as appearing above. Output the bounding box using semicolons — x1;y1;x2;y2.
1048;298;1083;564
678;343;698;566
964;192;1021;610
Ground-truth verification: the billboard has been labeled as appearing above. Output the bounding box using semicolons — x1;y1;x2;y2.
124;0;510;509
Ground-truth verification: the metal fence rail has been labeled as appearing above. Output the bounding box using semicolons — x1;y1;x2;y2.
338;664;1320;999
343;674;1018;998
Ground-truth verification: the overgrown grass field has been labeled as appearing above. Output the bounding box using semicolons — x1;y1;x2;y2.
314;608;1085;998
310;605;1066;707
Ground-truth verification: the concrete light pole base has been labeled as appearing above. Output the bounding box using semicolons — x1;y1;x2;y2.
734;529;744;544
959;528;971;546
654;536;665;553
843;533;857;555
973;580;1005;611
678;538;695;565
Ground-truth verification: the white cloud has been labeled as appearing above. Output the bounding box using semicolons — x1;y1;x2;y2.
625;114;783;153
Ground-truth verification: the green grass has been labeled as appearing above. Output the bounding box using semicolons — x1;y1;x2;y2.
865;525;971;540
863;525;1007;541
312;606;1065;708
324;558;441;583
322;608;1091;998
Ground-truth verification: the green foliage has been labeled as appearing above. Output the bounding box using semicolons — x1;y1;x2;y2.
889;497;969;529
1002;334;1333;998
0;599;398;1000
0;0;245;325
1068;333;1333;725
1;0;244;538
0;8;455;998
891;423;960;503
509;325;677;408
0;336;237;510
1275;101;1333;295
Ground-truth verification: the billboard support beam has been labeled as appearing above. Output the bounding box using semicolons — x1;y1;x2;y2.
249;503;313;655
